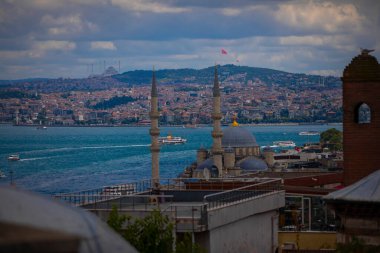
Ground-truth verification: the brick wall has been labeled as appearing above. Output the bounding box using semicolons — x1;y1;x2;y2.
343;81;380;185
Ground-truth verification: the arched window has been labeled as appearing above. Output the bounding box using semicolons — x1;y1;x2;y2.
356;103;371;124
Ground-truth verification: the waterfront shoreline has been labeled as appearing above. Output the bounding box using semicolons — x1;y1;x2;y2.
0;124;341;194
9;122;342;128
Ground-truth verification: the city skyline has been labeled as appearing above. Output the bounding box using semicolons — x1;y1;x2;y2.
0;0;379;79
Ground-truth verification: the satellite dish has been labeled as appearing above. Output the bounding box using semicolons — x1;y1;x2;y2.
203;168;210;181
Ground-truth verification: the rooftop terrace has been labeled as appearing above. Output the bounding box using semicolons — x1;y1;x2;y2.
55;177;285;233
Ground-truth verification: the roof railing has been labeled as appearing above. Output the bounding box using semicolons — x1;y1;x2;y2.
203;178;283;210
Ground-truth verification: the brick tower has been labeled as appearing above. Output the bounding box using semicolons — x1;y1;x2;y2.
342;50;380;185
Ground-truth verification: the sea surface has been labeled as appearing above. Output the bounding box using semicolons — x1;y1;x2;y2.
0;124;342;194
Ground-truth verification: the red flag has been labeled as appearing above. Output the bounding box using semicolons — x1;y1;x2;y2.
221;48;228;55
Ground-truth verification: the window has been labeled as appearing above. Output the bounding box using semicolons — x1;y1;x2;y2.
357;103;371;124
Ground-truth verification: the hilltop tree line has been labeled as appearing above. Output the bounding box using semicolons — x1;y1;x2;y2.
0;64;341;93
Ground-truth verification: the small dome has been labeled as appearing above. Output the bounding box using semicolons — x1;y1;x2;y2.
195;158;219;177
196;158;214;171
343;52;380;81
237;156;268;171
222;126;258;148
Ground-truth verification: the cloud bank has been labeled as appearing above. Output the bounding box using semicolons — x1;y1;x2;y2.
0;0;378;79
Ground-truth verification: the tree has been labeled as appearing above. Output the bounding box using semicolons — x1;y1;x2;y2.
320;128;343;151
107;205;128;234
107;206;206;253
124;209;174;253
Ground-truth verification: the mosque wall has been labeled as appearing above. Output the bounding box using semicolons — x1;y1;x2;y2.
224;151;235;169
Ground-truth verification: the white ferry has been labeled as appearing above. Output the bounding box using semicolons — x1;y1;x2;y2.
299;131;320;136
272;141;296;148
159;134;187;145
8;154;20;161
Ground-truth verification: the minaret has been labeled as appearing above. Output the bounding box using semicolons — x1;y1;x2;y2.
149;68;160;187
211;65;224;177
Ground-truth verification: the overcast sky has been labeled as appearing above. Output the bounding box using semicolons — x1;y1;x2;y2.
0;0;379;79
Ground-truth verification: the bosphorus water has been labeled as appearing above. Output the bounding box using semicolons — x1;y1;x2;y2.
0;124;342;194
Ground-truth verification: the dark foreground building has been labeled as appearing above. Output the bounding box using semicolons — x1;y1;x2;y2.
342;49;380;185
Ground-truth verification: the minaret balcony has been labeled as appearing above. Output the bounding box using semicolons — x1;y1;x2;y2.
211;113;223;120
211;130;223;138
149;111;160;119
212;148;224;155
149;128;160;136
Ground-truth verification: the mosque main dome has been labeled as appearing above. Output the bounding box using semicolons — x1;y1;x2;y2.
222;126;258;148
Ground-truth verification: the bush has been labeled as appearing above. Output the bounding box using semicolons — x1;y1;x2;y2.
107;206;206;253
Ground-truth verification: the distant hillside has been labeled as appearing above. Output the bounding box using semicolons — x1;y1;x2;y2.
116;64;340;89
0;64;341;93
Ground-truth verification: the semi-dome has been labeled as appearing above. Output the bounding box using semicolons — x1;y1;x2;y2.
194;158;219;177
222;126;258;148
237;156;268;171
196;158;214;171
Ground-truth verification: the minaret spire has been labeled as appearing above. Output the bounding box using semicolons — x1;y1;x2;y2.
150;68;160;187
213;64;220;97
211;65;224;177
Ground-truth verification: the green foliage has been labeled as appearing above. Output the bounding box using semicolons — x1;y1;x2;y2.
107;206;206;253
336;237;380;253
107;205;128;234
175;233;207;253
320;128;343;151
91;96;136;110
124;209;174;253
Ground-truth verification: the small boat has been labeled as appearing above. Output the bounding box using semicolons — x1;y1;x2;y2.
273;141;296;147
159;134;187;145
8;154;20;161
37;126;47;130
299;131;320;136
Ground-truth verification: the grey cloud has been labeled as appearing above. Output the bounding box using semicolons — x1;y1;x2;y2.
0;0;379;79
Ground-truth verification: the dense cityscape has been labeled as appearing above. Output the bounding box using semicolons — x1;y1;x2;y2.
2;0;380;252
0;65;342;126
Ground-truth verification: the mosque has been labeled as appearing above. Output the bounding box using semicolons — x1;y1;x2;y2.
180;66;269;179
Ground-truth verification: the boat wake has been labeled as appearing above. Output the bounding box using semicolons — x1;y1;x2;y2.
19;144;151;155
19;157;52;161
81;144;150;149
